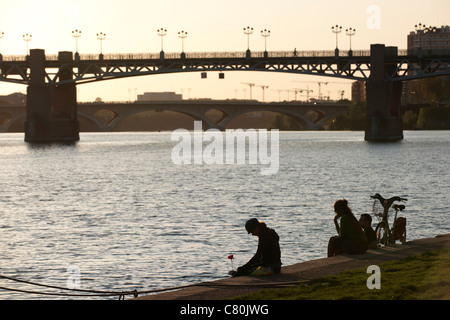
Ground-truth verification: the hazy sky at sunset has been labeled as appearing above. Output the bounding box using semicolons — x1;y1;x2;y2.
0;0;449;102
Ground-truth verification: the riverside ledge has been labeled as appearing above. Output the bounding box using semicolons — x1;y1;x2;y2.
133;234;450;300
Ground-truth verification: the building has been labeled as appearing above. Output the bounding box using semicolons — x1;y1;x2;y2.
351;81;366;103
403;25;450;105
137;92;182;102
407;25;450;53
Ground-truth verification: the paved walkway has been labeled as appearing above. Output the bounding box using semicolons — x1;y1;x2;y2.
133;234;450;300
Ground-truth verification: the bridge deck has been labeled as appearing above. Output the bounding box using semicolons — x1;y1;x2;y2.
1;49;449;85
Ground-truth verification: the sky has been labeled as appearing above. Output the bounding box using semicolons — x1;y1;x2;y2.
0;0;449;102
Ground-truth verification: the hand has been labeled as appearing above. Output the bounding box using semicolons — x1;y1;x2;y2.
334;214;340;234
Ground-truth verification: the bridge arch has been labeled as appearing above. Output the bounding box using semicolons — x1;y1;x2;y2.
217;108;315;130
76;113;110;132
110;108;218;131
0;112;26;132
76;102;347;132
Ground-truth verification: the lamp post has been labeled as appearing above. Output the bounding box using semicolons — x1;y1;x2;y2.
346;27;356;56
261;29;270;57
415;23;425;57
426;26;436;55
0;32;4;61
23;33;32;56
157;28;167;58
331;25;342;57
96;32;106;59
178;30;188;59
72;29;82;60
243;26;253;58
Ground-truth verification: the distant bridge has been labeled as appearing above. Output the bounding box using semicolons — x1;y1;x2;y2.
0;100;349;132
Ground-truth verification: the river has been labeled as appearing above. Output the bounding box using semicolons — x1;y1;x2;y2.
0;130;448;299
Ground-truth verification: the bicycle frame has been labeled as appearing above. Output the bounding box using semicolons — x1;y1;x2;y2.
371;194;407;246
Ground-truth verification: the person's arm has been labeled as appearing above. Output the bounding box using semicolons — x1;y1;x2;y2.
339;216;349;238
334;215;340;235
239;251;259;272
233;239;264;276
366;228;378;249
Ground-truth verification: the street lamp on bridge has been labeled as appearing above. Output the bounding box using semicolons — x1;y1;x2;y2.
157;28;167;59
96;32;106;59
261;29;270;57
178;30;188;59
72;29;82;60
331;25;342;57
22;33;32;56
243;26;253;58
346;27;356;56
0;32;4;61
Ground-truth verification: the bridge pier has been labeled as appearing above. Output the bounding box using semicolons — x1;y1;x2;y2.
365;44;403;141
25;49;79;142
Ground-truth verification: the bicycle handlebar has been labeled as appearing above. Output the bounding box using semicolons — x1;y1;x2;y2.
371;193;407;208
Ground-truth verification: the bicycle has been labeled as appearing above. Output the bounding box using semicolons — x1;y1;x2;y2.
371;193;408;246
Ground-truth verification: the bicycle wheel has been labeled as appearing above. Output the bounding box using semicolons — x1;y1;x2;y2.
400;228;406;244
375;221;389;246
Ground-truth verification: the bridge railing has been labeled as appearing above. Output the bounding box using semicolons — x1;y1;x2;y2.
2;49;450;62
0;50;372;62
75;50;373;60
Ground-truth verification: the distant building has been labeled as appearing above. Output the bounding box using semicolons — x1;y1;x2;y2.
351;81;366;103
403;25;450;105
137;92;182;102
407;25;450;52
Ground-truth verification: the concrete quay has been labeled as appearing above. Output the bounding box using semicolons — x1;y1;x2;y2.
133;234;450;300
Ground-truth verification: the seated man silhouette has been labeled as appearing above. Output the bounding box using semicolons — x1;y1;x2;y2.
230;218;281;277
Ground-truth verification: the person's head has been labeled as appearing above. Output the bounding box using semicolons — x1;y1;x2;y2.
359;213;372;229
334;199;354;217
245;218;263;237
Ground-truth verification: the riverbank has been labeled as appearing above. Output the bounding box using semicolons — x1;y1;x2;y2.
133;234;450;300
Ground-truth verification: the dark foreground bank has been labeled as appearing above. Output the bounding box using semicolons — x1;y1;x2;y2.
133;234;450;300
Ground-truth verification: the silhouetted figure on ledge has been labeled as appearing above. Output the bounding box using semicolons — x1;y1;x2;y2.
359;213;377;249
229;218;281;277
328;199;368;257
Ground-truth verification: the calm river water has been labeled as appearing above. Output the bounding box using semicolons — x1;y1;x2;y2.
0;130;449;299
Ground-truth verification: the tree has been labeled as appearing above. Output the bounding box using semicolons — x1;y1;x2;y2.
328;101;366;130
402;110;418;130
417;76;450;107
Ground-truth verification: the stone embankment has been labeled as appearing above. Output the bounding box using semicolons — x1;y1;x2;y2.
133;234;450;300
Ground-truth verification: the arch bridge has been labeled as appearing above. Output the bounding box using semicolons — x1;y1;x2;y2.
0;45;449;142
0;101;348;132
78;100;349;132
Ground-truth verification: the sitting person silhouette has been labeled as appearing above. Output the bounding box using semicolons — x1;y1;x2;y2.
327;199;368;257
359;213;378;249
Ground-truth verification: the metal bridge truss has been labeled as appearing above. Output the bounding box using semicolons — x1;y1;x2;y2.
0;51;449;85
388;57;450;81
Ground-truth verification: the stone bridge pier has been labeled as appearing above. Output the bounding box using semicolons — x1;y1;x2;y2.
365;44;403;141
25;49;79;142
